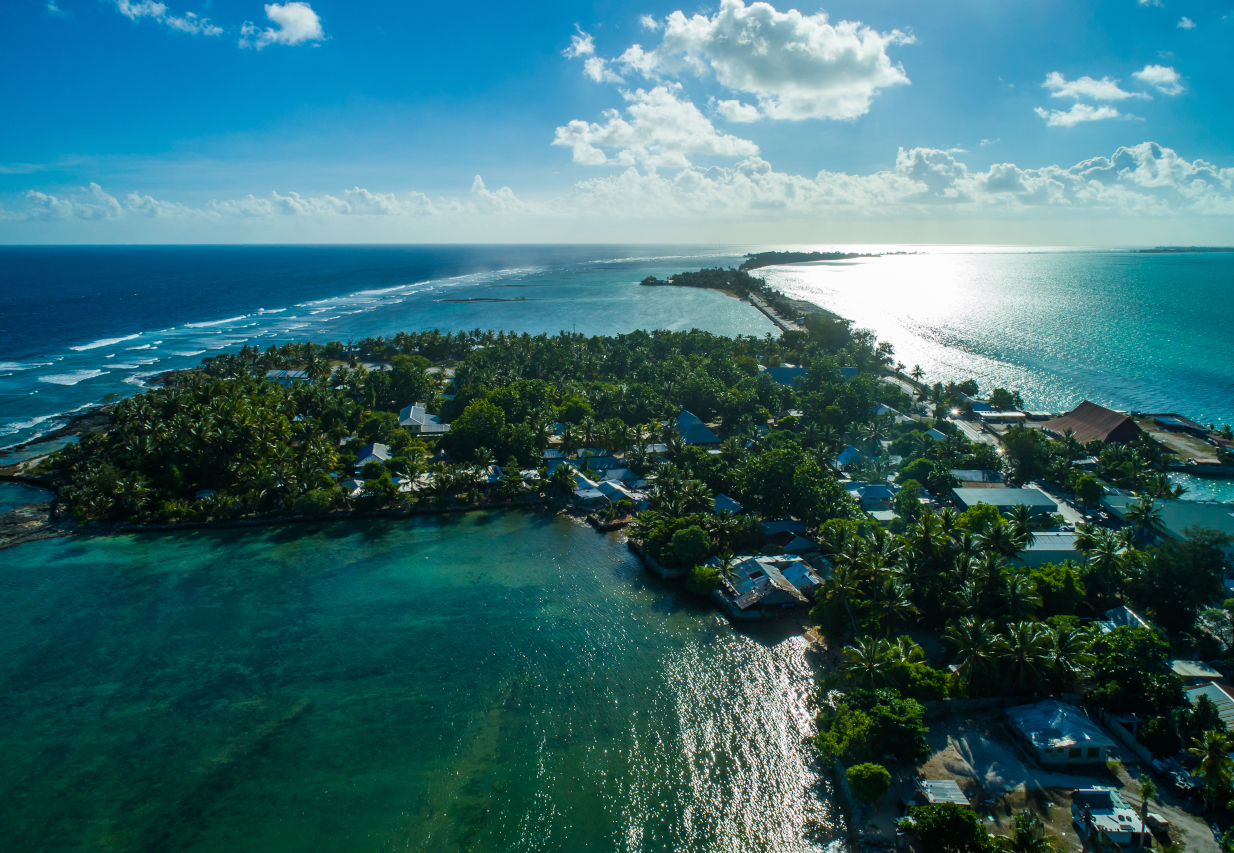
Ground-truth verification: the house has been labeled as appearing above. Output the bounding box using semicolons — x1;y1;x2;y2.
543;448;570;460
709;555;810;618
923;428;949;442
398;402;450;434
1171;660;1224;686
839;367;858;380
765;365;808;387
848;483;896;512
951;487;1057;515
1006;700;1116;764
675;411;720;446
1101;495;1234;555
340;478;365;497
1154;414;1209;438
762;519;809;548
265;369;309;387
916;779;971;808
573;487;608;508
194;489;216;500
1096;605;1157;634
596;480;637;503
1071;788;1146;848
602;468;639;483
1019;532;1081;567
354;443;391;469
714;493;744;514
1042;401;1142;445
1185;682;1234;730
951;469;1003;487
835;445;862;468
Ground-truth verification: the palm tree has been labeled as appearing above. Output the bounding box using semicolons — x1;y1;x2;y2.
996;621;1052;693
1043;626;1094;690
825;564;863;635
910;365;924;384
977;519;1025;562
714;552;739;586
1188;729;1234;810
1137;775;1156;853
1004;572;1043;621
1005;504;1039;549
1081;527;1128;601
705;510;740;551
872;577;919;637
1125;496;1166;542
944;616;997;696
840;636;894;688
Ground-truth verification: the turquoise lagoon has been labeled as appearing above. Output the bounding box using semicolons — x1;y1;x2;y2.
0;511;839;853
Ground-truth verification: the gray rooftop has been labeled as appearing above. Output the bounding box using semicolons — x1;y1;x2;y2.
952;488;1058;512
1101;495;1234;542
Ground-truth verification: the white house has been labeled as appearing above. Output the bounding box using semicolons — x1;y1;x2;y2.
399;402;450;434
1006;700;1116;764
355;443;391;469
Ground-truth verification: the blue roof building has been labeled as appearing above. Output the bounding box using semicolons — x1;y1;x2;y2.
675;411;720;445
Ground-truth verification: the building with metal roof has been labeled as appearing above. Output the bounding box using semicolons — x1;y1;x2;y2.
835;445;862;468
398;402;450;434
1005;700;1116;764
1185;682;1234;730
1041;401;1142;445
1101;495;1234;552
1171;660;1224;685
916;779;971;807
674;411;720;446
1096;605;1157;634
714;493;744;514
1019;532;1081;568
765;365;808;387
1070;788;1145;847
354;443;391;469
265;369;310;386
951;487;1058;515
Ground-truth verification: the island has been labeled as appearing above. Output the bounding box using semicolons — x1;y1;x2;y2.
6;271;1234;853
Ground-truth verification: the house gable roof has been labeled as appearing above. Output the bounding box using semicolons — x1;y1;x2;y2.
1042;400;1142;445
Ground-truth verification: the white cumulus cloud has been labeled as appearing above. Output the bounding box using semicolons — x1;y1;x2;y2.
1035;103;1127;127
711;98;762;123
552;85;760;168
1133;64;1184;95
1177;16;1196;28
639;14;661;31
612;0;913;121
564;142;1234;217
1042;72;1149;101
563;26;595;58
240;2;325;49
113;0;222;36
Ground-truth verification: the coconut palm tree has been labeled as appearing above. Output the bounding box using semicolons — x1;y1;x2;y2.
944;616;997;696
1137;775;1156;853
996;621;1052;693
704;510;739;551
1043;626;1094;690
910;365;925;384
1125;496;1167;543
840;636;894;688
872;577;919;637
1005;504;1039;548
977;519;1025;562
1081;527;1129;602
825;564;864;635
1004;572;1043;621
1188;729;1234;810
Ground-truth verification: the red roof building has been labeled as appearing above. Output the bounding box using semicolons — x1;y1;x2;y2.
1041;400;1142;445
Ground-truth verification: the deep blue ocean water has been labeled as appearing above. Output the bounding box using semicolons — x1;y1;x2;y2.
1;244;1231;498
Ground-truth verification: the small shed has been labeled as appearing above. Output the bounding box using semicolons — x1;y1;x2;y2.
917;779;971;807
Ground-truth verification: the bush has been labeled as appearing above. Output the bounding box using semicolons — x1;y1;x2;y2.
671;525;711;566
685;564;722;596
903;803;993;853
293;488;336;517
846;763;891;802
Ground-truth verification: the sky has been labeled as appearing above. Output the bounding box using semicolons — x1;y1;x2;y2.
1;0;1231;244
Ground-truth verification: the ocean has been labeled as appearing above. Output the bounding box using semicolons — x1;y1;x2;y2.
2;244;1231;497
0;512;840;853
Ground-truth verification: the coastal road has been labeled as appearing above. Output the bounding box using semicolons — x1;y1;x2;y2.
948;417;1000;448
746;294;803;332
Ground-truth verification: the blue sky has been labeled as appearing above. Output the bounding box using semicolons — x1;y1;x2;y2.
1;0;1231;243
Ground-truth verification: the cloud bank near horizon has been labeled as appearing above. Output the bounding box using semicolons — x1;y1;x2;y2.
6;142;1233;229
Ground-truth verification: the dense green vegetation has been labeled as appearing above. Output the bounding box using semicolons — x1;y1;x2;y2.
33;268;1234;829
739;251;875;270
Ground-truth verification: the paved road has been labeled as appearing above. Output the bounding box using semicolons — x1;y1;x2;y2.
949;417;1001;447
